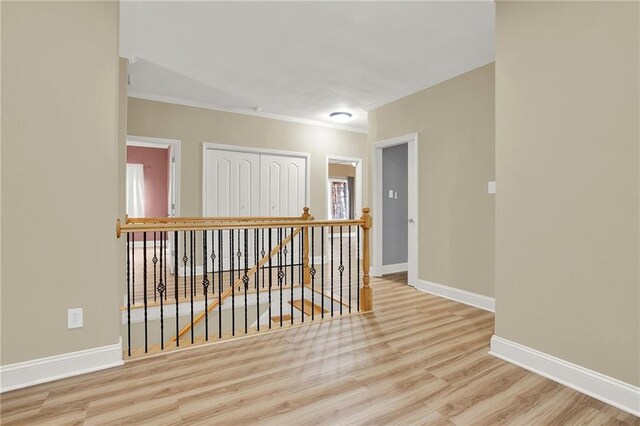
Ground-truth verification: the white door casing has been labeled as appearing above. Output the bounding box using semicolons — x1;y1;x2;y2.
372;133;418;286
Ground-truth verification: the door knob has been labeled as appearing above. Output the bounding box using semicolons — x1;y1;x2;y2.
408;218;415;223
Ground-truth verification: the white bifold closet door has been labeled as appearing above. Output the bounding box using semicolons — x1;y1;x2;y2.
204;149;261;270
204;148;306;272
259;154;306;217
204;150;260;217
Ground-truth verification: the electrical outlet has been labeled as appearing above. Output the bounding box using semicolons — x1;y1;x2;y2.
68;308;83;329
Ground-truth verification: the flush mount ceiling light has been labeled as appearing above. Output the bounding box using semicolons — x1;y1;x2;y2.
329;111;352;123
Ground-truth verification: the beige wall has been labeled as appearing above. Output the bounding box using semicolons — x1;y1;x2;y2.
328;163;356;178
495;1;639;386
126;98;368;219
368;63;495;297
1;1;121;364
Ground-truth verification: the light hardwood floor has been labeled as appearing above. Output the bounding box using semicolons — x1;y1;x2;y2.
2;273;638;425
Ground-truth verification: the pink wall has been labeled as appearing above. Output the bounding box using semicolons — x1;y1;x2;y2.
127;146;169;218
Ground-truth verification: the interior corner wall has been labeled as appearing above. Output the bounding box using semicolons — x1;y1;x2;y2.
126;98;368;220
495;1;640;386
1;1;121;364
368;63;495;298
117;58;128;315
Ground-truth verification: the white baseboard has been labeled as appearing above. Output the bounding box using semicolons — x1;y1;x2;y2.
415;279;495;312
382;262;408;274
490;335;640;417
0;338;123;393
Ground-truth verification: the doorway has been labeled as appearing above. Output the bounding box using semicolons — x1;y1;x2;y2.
326;156;363;221
126;135;181;219
372;133;418;286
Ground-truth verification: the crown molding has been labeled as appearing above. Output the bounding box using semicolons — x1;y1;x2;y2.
363;56;495;111
127;92;368;134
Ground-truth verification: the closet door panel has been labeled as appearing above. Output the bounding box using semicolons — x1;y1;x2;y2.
204;149;260;271
260;154;306;217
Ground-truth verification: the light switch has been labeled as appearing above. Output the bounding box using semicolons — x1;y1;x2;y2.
488;181;496;194
394;192;398;199
388;190;394;199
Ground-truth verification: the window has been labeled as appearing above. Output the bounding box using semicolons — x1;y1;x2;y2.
126;163;145;217
329;178;350;220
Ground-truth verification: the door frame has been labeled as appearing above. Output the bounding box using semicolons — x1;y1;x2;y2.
126;135;181;217
325;155;363;221
202;143;311;216
372;133;418;286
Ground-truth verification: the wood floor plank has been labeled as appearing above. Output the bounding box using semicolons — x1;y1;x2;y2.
2;272;637;425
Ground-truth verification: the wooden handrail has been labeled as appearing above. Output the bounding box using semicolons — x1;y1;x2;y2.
126;215;302;224
117;218;364;237
170;226;303;343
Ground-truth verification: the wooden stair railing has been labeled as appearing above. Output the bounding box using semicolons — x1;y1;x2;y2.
169;226;303;344
116;207;373;358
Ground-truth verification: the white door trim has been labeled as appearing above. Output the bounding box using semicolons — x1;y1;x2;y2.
325;155;363;220
127;135;181;217
202;143;311;216
372;133;418;286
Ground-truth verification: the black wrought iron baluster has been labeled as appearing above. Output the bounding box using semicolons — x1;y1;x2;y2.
299;228;303;323
164;231;168;302
203;230;209;341
243;229;249;334
348;225;352;313
311;226;316;321
261;228;265;289
268;228;272;329
189;231;194;344
158;235;165;350
126;233;131;357
278;227;284;327
174;231;179;347
290;227;294;325
339;226;344;316
218;229;223;339
231;229;235;336
132;233;135;306
283;229;288;289
357;226;360;311
237;230;242;292
153;231;157;302
143;232;148;353
255;228;260;332
183;231;187;298
330;226;334;317
191;229;196;297
321;226;325;318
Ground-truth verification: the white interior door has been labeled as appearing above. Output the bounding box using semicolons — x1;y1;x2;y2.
259;154;306;217
204;149;260;217
260;154;307;268
205;149;260;270
203;147;307;272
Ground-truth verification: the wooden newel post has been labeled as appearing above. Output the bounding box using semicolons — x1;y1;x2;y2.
302;207;311;285
360;207;373;311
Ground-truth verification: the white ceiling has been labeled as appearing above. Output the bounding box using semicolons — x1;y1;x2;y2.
120;1;494;132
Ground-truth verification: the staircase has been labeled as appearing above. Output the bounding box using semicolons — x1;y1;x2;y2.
117;207;373;359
